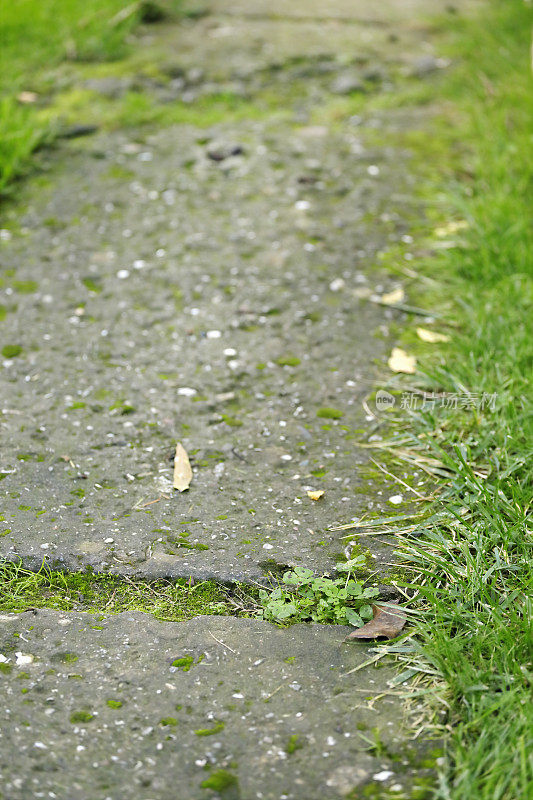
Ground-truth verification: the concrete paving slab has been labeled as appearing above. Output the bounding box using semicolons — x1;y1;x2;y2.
0;609;432;800
0;115;405;580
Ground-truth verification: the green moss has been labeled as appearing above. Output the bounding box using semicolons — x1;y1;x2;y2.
51;652;79;663
106;699;123;709
159;716;178;726
221;415;243;427
286;734;304;754
1;344;23;358
317;407;343;420
276;355;301;367
70;710;94;723
171;655;194;671
0;560;254;622
12;280;38;294
165;534;209;553
82;277;103;293
200;769;238;791
105;164;135;180
194;720;225;736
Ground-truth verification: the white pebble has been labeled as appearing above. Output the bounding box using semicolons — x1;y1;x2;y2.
15;652;34;666
162;189;176;205
373;771;393;782
117;270;130;279
388;494;403;505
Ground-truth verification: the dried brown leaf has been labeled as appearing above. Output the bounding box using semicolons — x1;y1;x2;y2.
345;603;407;641
173;442;192;492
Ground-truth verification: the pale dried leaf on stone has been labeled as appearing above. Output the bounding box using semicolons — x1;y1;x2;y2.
345;603;407;640
380;287;405;305
307;490;325;501
416;327;450;343
387;347;416;374
353;286;373;299
173;443;192;491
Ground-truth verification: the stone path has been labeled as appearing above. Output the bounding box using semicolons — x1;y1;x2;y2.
0;610;438;800
0;0;474;796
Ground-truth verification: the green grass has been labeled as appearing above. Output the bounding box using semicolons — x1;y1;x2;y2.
0;0;296;196
0;559;258;621
0;0;182;193
361;2;532;798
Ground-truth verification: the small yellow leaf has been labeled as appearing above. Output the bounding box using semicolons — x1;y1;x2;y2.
307;490;325;501
173;443;192;492
388;347;416;374
416;327;450;343
434;220;468;237
17;91;38;104
380;287;405;305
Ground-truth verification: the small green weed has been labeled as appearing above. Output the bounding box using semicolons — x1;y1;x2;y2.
257;562;378;625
